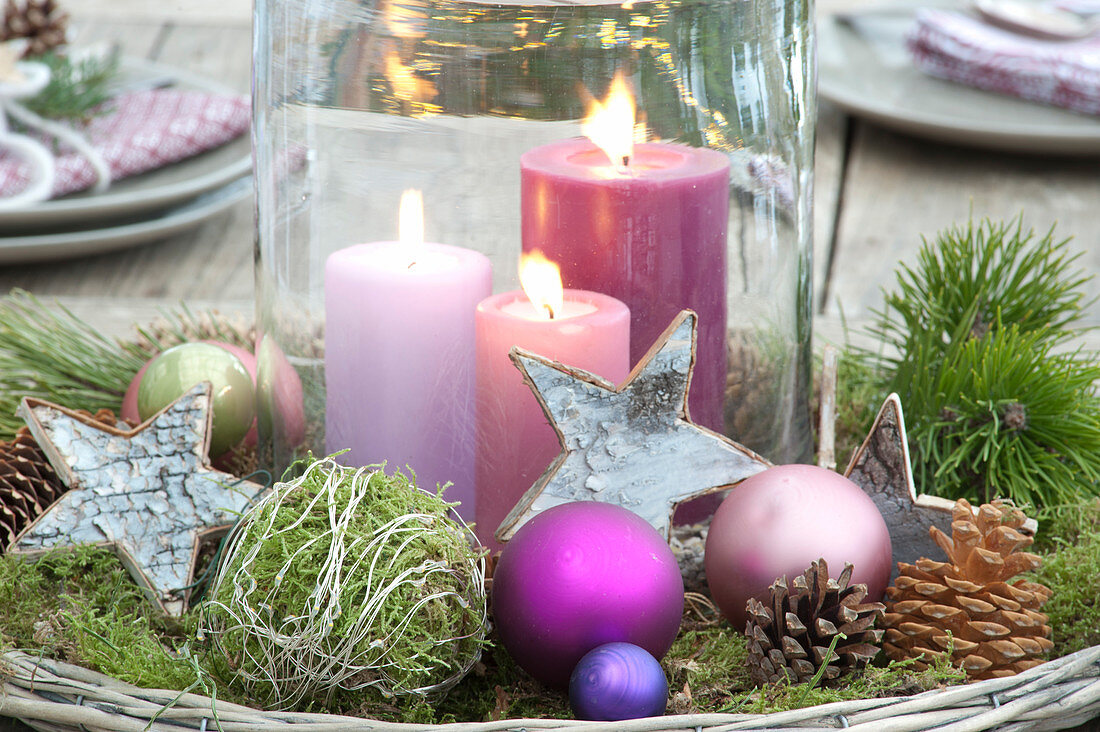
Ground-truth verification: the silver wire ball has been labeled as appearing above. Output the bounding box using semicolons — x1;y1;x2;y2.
200;457;487;709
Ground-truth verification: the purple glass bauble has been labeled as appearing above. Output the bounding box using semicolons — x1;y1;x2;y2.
704;464;893;628
569;642;668;721
492;502;684;688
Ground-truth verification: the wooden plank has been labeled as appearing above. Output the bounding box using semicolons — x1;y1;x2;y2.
67;0;250;26
813;100;849;315
152;24;252;93
824;122;1100;325
53;297;253;341
68;18;164;58
0;200;254;302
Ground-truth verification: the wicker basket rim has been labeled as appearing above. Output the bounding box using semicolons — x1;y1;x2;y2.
3;645;1100;731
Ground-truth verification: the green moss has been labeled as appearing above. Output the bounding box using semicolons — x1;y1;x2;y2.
730;656;964;715
1034;498;1100;552
1031;502;1100;657
201;460;487;711
433;635;570;723
663;619;962;716
0;488;1091;725
0;545;214;693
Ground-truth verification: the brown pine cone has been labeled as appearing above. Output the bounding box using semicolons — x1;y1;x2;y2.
131;311;256;358
745;558;885;686
882;499;1054;680
1;0;69;56
0;408;122;551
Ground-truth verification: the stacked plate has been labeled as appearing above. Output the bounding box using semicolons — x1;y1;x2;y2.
818;2;1100;154
0;57;253;264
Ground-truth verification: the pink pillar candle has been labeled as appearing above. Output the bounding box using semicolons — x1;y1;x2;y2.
475;289;629;551
521;139;730;435
325;241;492;520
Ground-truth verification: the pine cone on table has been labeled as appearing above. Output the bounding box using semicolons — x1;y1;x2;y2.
1;0;69;57
882;498;1054;680
0;409;121;551
745;558;886;686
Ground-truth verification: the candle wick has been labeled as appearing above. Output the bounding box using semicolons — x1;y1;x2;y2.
543;303;556;320
622;154;630;168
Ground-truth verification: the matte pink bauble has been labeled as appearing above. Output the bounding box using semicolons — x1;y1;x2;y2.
492;502;684;689
704;464;892;628
256;335;306;448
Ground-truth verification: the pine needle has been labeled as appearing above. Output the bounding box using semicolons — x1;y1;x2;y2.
0;290;147;438
21;51;120;125
0;290;255;441
864;219;1100;513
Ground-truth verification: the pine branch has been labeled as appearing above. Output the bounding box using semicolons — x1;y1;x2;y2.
0;290;148;439
870;218;1092;373
864;218;1100;513
918;320;1100;509
0;291;259;441
21;50;119;124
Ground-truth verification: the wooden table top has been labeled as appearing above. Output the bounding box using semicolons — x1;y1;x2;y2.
4;0;1099;348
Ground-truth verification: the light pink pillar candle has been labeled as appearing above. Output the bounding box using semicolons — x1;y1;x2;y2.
475;289;629;551
325;241;492;520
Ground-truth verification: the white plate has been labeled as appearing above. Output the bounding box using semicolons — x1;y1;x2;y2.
818;6;1100;154
1;56;251;230
0;177;251;263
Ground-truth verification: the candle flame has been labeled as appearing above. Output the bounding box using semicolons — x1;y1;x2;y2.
582;72;636;169
399;189;424;266
519;250;564;320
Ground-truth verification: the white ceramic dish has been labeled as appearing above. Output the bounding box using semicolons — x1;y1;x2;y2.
1;56;251;230
0;177;251;264
818;6;1100;154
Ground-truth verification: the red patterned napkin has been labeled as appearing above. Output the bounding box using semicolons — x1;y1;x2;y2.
908;9;1100;116
0;89;250;199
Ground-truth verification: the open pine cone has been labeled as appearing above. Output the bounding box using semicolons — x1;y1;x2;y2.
882;498;1053;680
1;0;69;56
745;558;885;686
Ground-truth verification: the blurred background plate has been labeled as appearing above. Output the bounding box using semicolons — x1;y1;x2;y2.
0;176;251;264
0;56;251;231
818;6;1100;154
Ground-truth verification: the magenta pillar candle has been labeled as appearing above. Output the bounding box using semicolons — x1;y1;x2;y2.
520;139;730;435
324;241;492;520
475;289;629;551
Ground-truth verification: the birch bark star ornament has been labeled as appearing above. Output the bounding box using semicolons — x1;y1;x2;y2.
9;382;264;616
843;393;1035;576
494;309;771;544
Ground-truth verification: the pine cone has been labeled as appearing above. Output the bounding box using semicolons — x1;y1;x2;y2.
745;559;886;686
882;499;1054;680
0;408;122;551
1;0;69;56
131;311;256;358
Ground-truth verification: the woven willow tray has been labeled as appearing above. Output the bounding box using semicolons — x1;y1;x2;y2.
3;645;1100;731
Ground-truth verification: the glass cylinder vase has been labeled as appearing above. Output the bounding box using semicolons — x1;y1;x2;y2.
254;0;815;546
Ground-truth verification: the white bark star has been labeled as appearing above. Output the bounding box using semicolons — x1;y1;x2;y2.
495;310;771;544
10;383;264;615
